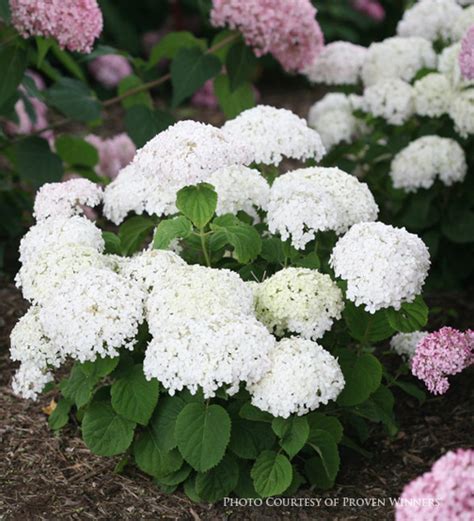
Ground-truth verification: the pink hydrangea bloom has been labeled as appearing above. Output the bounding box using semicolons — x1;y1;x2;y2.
88;55;133;89
352;0;386;22
459;25;474;80
10;0;103;54
191;80;219;110
210;0;324;73
85;134;136;180
396;449;474;521
411;327;474;394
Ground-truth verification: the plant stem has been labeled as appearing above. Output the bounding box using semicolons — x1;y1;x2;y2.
199;229;211;267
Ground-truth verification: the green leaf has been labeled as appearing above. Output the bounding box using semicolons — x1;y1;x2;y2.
0;44;27;108
394;380;426;404
118;75;152;109
251;450;293;498
272;417;310;459
35;37;53;68
119;215;156;256
51;43;85;81
155;465;192;487
229;419;275;459
211;214;262;263
55;135;99;168
148;31;206;68
294;252;321;270
171;47;221;107
81;356;119;379
176;183;217;229
102;231;122;255
304;456;334;490
354;386;398;436
344;302;395;343
308;430;340;482
226;42;257;91
337;352;382;407
386;296;429;333
213;75;255;119
0;0;11;22
111;364;159;425
239;402;273;423
260;238;286;265
175;402;231;472
47;78;101;122
195;454;240;503
125;105;175;148
153;216;193;250
48;398;72;431
60;365;97;408
82;401;136;456
150;396;186;453
134;433;183;477
16;137;63;188
441;205;474;243
306;413;343;444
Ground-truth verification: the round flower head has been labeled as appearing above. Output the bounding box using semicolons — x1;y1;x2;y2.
248;337;345;418
304;41;367;85
452;6;474;41
144;313;275;398
88;54;132;88
15;243;109;305
39;268;145;362
390;332;427;362
460;25;474;80
267;167;379;250
362;79;414;125
449;88;474;137
19;216;104;265
330;222;430;313
11;362;53;401
390;136;467;192
10;0;103;54
34;178;103;221
396;0;462;42
222;105;326;166
85;133;136;180
413;73;453;117
254;268;344;340
361;37;437;87
207;165;270;219
411;327;473;394
438;42;473;88
396;449;474;521
210;0;324;73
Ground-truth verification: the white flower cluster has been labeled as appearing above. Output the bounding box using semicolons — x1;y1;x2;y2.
390;331;427;361
449;88;474;137
305;41;367;85
267;167;379;249
222;105;326;166
452;5;474;40
390;136;467;192
247;337;345;418
361;37;437;87
254;268;344;340
362;79;414;125
330;222;431;313
33;178;103;221
413;73;453;117
396;0;463;42
307;93;360;150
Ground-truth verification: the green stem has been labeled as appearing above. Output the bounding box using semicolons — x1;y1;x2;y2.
199;229;211;267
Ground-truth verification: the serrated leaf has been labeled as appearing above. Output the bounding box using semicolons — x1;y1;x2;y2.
304;456;334;490
229;419;275;459
119;215;156;255
134;433;182;477
337;352;382;407
308;430;340;482
48;398;72;431
344;301;395;343
47;78;101;122
239;402;273;423
153;216;193;250
306;413;343;443
80;356;119;379
354;385;398;436
251;450;293;498
195;454;239;503
155;465;192;487
260;238;286;265
150;396;186;453
272;416;309;459
211;214;262;263
60;365;97;408
102;231;122;255
125;105;175;147
386;296;429;333
56;135;99;168
176;183;217;228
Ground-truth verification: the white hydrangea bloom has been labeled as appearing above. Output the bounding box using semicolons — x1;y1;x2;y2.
390;136;467;191
413;73;453;116
248;337;345;418
254;268;344;340
390;332;427;361
307;94;359;150
362;79;415;125
39;268;145;362
144;314;275;398
304;41;367;85
267;167;379;249
15;243;109;304
438;43;473;88
361;37;437;87
452;6;474;40
207;165;270;218
222;105;326;166
397;0;463;42
330;222;430;313
33;179;103;221
12;362;53;401
449;88;474;137
19;216;104;265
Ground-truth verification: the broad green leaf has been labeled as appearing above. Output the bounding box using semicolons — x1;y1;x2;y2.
149;396;186;453
148;31;206;68
51;43;85;81
337;351;382;407
47;78;101;122
211;214;262;263
272;417;310;459
153;216;193;250
134;432;182;477
226;41;257;91
111;364;159;425
344;302;395;343
195;454;240;503
239;402;273;423
394;380;426;404
82;401;136;456
80;356;119;379
175;402;231;472
251;450;293;497
155;465;192;487
304;456;334;490
308;429;340;482
55;135;99;168
386;296;429;333
16;137;63;188
294;252;321;269
213;75;255;118
0;44;27;108
176;183;217;229
354;386;398;436
119;215;156;256
35;37;53;68
60;364;97;408
102;231;122;255
48;398;72;431
118;75;152;109
171;47;221;107
234;461;261;499
260;238;286;265
306;413;343;443
229;419;275;459
183;475;202;502
441;205;474;243
0;0;11;22
125;105;175;147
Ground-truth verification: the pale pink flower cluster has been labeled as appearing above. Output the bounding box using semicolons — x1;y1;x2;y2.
85;133;136;180
88;54;133;89
352;0;386;21
191;80;219;110
10;0;103;53
459;25;474;80
411;327;474;394
210;0;324;73
396;449;474;521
